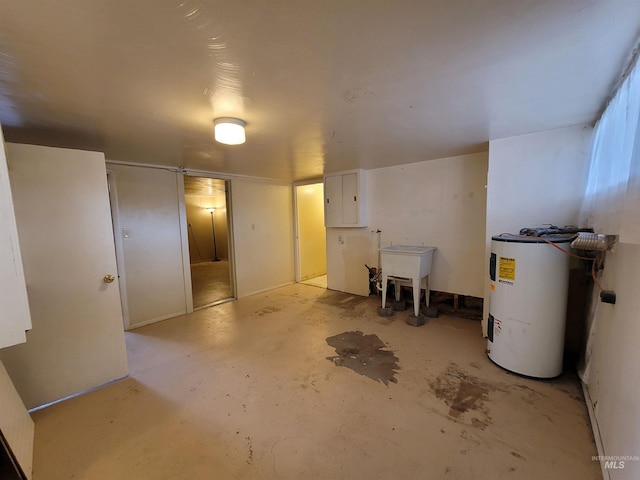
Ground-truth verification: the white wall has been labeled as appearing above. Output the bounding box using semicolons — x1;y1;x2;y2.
584;243;640;480
368;152;488;297
325;153;489;298
483;125;593;331
109;166;296;321
231;178;295;298
108;164;189;328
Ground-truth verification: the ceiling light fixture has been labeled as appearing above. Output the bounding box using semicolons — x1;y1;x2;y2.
213;117;246;145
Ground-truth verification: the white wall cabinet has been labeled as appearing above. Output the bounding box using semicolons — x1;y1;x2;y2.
324;169;367;227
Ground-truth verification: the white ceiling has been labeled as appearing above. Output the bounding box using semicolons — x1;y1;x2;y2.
1;1;639;181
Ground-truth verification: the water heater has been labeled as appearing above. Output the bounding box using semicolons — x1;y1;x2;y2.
487;234;572;378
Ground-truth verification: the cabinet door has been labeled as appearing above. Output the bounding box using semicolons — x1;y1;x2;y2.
342;172;358;225
324;174;342;227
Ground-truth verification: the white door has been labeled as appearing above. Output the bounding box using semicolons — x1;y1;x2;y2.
0;128;31;348
0;127;34;479
0;143;128;409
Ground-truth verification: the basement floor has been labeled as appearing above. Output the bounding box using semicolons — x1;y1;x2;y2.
31;284;601;479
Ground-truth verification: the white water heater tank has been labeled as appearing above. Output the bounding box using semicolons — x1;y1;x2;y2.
487;234;572;378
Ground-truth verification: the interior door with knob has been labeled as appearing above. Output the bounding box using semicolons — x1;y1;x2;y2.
0;143;128;409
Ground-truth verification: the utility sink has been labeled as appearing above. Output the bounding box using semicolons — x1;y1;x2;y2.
379;245;436;317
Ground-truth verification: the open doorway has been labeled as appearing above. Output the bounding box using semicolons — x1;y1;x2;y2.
184;176;234;308
294;181;327;288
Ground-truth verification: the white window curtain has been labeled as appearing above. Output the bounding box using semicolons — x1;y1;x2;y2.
579;48;640;244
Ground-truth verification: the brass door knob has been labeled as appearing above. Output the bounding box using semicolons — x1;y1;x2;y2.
103;274;115;284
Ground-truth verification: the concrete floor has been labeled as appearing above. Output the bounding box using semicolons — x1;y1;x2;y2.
190;260;232;308
31;284;601;479
300;274;327;289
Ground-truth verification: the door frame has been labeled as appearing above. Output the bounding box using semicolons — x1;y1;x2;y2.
292;178;324;283
180;172;237;312
106;169;131;330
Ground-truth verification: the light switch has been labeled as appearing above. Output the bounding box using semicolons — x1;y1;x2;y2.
122;228;130;238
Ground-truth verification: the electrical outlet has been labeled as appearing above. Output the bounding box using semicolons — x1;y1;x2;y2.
338;235;344;244
600;290;616;304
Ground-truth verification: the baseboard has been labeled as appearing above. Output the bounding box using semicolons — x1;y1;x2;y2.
582;381;609;480
126;311;187;330
28;375;129;413
237;281;295;299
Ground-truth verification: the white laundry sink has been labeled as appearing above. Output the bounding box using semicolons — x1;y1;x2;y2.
379;245;436;317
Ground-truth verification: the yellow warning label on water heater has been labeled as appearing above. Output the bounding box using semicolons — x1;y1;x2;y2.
499;257;516;281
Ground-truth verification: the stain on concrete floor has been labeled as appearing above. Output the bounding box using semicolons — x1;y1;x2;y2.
316;291;370;309
255;306;282;316
326;331;399;385
430;363;493;425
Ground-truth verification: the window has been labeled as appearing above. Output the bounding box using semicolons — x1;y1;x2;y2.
580;46;640;244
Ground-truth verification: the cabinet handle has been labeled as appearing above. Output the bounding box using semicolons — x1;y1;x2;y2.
326;198;330;203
